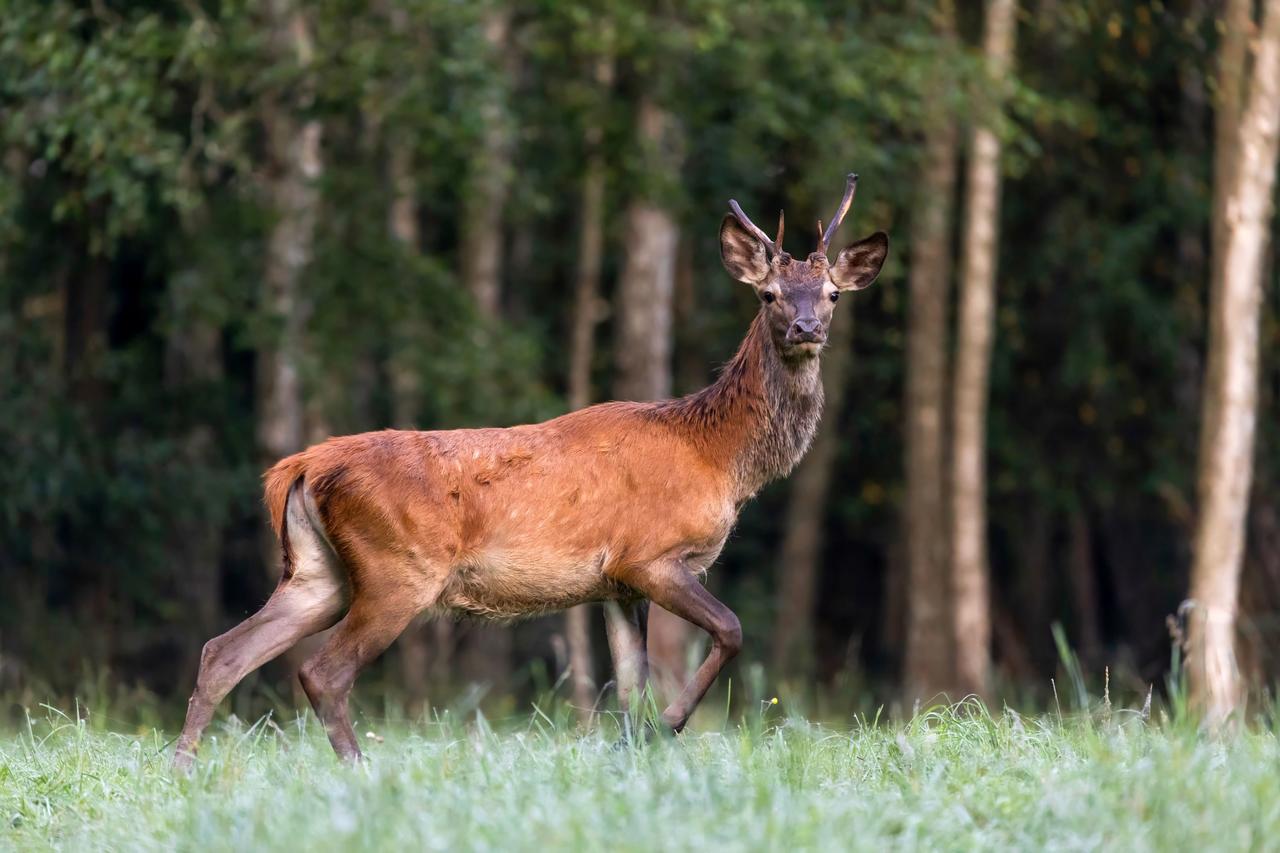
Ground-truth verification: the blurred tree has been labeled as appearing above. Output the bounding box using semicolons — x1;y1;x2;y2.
3;0;1273;722
1187;0;1280;727
950;0;1018;701
1209;0;1251;303
459;6;517;317
903;0;961;702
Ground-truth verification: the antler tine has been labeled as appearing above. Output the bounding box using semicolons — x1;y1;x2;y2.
817;173;859;256
729;199;779;257
775;210;785;256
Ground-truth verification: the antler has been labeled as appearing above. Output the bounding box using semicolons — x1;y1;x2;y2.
816;173;859;257
728;199;787;258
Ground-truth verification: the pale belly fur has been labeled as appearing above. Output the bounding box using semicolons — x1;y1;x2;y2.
437;531;732;620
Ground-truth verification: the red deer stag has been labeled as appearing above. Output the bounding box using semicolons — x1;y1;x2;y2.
174;174;887;769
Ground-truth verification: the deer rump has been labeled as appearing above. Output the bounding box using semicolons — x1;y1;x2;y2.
264;406;738;623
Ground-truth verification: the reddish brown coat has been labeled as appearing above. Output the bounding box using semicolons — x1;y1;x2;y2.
174;178;888;769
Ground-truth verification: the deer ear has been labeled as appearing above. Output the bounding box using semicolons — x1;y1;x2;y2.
831;231;889;291
720;214;770;285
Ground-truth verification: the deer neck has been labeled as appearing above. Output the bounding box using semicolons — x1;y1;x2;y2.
658;312;824;501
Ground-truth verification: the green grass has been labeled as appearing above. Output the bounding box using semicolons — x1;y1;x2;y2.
3;702;1280;851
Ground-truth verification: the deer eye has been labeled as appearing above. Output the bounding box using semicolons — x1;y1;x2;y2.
829;291;840;303
762;291;776;304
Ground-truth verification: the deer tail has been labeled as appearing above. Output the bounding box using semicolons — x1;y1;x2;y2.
263;452;310;544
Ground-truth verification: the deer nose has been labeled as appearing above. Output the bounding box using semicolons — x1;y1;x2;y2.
790;317;823;339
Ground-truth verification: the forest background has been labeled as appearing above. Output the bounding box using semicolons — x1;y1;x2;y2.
3;0;1279;729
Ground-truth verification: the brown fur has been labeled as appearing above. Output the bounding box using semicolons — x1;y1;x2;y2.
261;310;817;621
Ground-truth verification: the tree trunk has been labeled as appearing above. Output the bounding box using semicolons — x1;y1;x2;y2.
459;8;516;317
903;0;960;702
615;95;685;697
387;129;423;431
1195;0;1251;507
1187;0;1280;727
564;52;614;723
771;307;855;680
1208;0;1251;306
949;0;1017;702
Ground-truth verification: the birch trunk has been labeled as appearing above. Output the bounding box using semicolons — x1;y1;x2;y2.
903;0;960;701
1187;0;1280;727
950;0;1017;701
1197;0;1251;486
1208;0;1251;305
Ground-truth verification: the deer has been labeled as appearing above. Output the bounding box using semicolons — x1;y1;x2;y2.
173;173;887;770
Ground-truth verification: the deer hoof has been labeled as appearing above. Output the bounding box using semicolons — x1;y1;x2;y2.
172;749;196;775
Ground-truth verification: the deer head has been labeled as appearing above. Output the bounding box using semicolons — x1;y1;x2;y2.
719;173;888;360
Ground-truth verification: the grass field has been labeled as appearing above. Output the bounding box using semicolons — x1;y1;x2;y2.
3;700;1280;852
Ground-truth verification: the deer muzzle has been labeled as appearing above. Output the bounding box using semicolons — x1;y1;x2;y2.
787;317;826;346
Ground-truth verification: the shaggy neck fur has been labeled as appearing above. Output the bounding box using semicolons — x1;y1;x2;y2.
654;312;824;500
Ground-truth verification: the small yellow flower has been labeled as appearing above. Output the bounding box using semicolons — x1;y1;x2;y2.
770;697;778;705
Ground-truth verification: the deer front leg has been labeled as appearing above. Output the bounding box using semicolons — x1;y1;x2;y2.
627;562;741;732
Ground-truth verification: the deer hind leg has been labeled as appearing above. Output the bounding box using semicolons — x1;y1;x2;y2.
297;539;444;762
174;483;348;771
604;599;649;720
626;561;741;733
297;591;425;762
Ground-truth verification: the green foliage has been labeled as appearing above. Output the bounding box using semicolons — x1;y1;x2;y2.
0;0;1273;709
